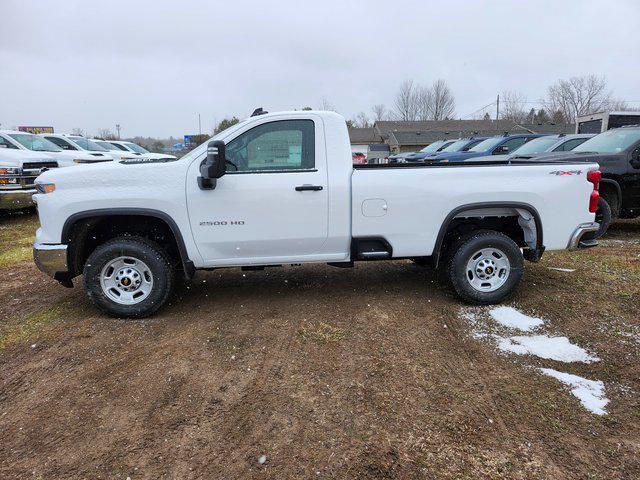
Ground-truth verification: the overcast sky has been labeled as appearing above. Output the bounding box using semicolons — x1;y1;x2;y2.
1;0;638;138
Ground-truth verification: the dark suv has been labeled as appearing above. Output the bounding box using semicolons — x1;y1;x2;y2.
568;126;640;220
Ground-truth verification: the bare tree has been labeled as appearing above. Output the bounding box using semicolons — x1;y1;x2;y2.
319;96;335;111
500;90;528;123
394;80;419;121
415;85;434;121
545;75;614;122
97;128;117;140
71;128;85;136
430;79;455;120
371;104;388;122
353;112;370;128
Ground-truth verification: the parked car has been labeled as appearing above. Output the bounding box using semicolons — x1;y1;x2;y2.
108;140;177;161
388;139;454;163
429;133;545;162
405;137;488;162
39;134;117;162
33;110;601;317
0;147;59;210
507;134;594;158
352;152;366;164
90;139;149;161
473;134;595;163
0;130;100;166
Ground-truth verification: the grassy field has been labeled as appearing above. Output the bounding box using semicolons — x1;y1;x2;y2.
0;211;638;479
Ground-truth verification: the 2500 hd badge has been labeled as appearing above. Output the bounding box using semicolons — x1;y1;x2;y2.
199;220;245;226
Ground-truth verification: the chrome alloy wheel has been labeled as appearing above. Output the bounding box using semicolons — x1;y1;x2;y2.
100;256;154;305
465;248;510;292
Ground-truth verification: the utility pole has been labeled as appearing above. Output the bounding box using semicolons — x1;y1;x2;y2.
116;124;121;139
198;114;202;136
495;95;500;130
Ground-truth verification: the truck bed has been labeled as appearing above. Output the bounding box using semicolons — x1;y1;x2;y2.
351;158;599;256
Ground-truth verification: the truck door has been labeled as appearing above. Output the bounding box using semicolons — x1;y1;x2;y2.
185;118;329;266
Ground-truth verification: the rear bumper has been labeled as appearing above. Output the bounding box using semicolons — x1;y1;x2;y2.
0;189;36;210
567;222;599;250
34;242;69;280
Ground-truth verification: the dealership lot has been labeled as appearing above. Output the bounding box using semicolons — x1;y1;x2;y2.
0;211;638;479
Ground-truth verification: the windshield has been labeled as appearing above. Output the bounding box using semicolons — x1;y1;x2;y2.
419;140;446;153
573;129;640;154
69;136;108;151
124;142;149;154
440;139;469;153
109;142;129;151
468;137;504;152
511;136;558;155
7;133;62;152
94;140;116;150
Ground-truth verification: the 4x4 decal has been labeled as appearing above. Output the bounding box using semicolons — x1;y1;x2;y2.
549;170;582;176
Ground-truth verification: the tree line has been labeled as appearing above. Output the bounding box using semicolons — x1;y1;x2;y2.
348;74;636;128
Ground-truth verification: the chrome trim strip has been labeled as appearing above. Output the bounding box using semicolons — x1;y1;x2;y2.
567;222;599;250
33;243;68;277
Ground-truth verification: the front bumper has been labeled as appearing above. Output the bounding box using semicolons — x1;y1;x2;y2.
33;242;70;284
0;188;36;210
567;222;599;250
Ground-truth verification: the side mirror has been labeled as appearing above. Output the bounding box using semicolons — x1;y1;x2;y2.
494;145;509;154
198;140;226;190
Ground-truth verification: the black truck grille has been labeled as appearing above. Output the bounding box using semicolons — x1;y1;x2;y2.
22;162;59;170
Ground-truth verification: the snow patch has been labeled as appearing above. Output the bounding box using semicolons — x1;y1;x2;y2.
540;368;608;415
547;267;576;273
496;335;599;363
489;306;543;331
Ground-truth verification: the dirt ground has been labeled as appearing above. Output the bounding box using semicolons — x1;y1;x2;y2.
1;211;639;479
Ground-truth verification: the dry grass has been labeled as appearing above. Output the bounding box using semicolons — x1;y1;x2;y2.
299;321;345;343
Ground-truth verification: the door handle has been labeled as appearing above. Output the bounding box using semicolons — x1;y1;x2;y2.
295;184;323;191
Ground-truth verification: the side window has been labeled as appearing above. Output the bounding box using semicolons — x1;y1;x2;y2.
496;137;526;154
554;138;587;151
46;136;76;150
226;120;315;172
0;136;19;149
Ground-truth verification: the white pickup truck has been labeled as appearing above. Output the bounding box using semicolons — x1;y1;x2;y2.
33;110;601;318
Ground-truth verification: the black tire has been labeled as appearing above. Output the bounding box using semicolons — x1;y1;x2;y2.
83;236;175;318
448;230;523;305
601;191;620;220
583;197;612;240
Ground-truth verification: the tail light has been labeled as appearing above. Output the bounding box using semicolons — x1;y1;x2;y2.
587;170;601;213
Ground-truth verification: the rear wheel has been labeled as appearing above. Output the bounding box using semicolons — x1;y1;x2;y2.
84;236;175;318
447;230;523;304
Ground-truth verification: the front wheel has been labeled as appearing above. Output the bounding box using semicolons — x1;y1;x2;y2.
84;236;175;318
447;230;523;305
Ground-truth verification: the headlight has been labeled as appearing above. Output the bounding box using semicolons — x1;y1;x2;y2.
35;183;56;194
0;167;20;185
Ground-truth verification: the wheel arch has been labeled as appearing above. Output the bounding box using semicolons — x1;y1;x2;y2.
432;202;544;267
62;208;195;279
599;178;622;203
